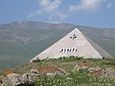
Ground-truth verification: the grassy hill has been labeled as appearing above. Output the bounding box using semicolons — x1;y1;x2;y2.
0;21;115;70
16;56;115;86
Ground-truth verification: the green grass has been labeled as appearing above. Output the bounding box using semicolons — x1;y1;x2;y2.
35;69;115;86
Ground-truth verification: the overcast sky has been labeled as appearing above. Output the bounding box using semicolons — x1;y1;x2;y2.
0;0;115;28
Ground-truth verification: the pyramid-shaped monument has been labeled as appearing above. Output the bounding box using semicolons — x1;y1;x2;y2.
30;28;112;62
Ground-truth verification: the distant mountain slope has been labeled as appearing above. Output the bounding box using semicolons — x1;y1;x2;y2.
79;27;115;56
0;21;115;70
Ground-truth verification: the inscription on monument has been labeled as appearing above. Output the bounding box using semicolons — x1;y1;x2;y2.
60;48;77;53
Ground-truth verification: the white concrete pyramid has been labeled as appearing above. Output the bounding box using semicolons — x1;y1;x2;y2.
31;28;112;62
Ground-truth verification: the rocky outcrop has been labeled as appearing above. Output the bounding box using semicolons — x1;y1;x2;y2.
3;73;22;86
1;73;35;86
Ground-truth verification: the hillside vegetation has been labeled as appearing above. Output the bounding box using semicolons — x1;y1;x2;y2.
14;56;115;86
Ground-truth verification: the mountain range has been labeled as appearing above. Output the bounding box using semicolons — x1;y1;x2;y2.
0;21;115;70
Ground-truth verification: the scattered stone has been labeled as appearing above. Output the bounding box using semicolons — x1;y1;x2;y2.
31;68;40;77
88;67;115;78
31;65;67;76
88;67;105;77
105;68;115;78
0;76;3;86
22;73;35;86
74;61;92;70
